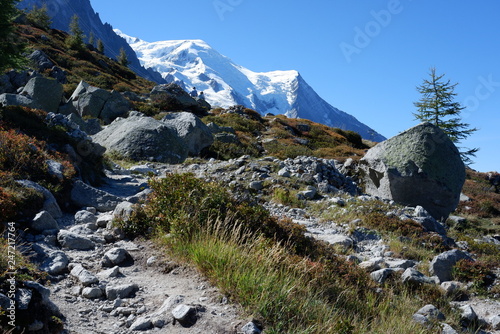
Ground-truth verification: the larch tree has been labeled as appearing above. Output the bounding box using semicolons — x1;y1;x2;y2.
413;67;479;165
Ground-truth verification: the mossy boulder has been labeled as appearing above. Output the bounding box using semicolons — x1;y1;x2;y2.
360;122;465;221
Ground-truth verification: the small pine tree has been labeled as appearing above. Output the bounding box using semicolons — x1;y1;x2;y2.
414;68;479;165
97;39;104;54
118;47;129;66
66;14;85;50
0;0;26;71
88;31;95;46
26;4;52;30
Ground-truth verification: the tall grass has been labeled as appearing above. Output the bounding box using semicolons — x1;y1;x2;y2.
159;216;436;334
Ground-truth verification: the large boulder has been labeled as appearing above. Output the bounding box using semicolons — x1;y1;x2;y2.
161;112;214;156
92;113;188;163
67;81;129;124
150;83;207;115
21;77;63;113
360;123;465;221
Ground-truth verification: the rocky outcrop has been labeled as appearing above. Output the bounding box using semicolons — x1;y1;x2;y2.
150;83;210;115
360;123;465;221
92;112;188;163
0;76;63;113
161;112;214;156
65;81;130;124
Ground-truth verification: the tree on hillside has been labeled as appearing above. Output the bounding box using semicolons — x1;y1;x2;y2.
26;4;52;30
0;0;26;71
413;67;478;165
97;39;105;54
88;31;95;47
118;47;129;67
66;14;85;50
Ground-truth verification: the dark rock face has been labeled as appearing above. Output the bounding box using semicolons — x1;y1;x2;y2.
360;123;465;221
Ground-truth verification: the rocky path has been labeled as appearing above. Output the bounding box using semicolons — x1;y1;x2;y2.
24;157;499;333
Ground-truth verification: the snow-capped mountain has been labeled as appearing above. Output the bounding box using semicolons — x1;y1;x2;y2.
117;31;385;142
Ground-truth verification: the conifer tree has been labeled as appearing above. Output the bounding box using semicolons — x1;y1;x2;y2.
118;47;129;67
0;0;25;71
66;14;85;50
414;68;478;165
97;39;105;54
26;4;52;30
88;32;95;46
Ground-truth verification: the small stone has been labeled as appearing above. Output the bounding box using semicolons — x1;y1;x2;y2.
101;247;131;267
98;266;121;279
70;264;99;286
171;304;193;321
106;283;139;300
74;210;97;225
57;230;95;250
129;316;152;331
31;211;59;232
249;181;263;191
242;321;262;334
146;256;157;266
458;305;477;324
82;287;103;299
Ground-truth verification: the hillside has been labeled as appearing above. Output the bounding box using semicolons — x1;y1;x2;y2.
1;20;500;334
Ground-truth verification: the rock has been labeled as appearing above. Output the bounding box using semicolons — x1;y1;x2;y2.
414;304;446;322
242;321;262;334
113;201;135;222
71;180;123;212
150;83;205;114
24;281;60;316
358;258;385;272
57;230;95;250
171;304;193;321
401;268;438;285
360;123;465;221
106;283;139;300
161;112;214;156
21;76;63;113
441;323;459;334
68;81;129;123
101;247;131;267
82;287;103;299
249;181;264;191
100;90;130;124
27;50;54;71
316;234;354;248
74;210;97;225
0;93;34;109
370;268;397;284
16;180;62;219
97;266;121;279
91;113;188;163
130;316;153;331
70;264;99;286
429;249;474;282
46;159;65;182
27;320;44;331
278;168;291;177
16;288;32;310
40;251;69;275
30;211;59;233
439;281;463;295
299;186;317;200
458;305;478;325
489;315;500;330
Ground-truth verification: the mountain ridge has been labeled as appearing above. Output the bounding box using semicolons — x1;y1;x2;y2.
117;30;386;142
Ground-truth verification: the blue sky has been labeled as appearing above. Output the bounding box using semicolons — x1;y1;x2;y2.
90;0;500;173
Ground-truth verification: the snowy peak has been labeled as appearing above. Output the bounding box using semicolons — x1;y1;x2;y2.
117;30;385;141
